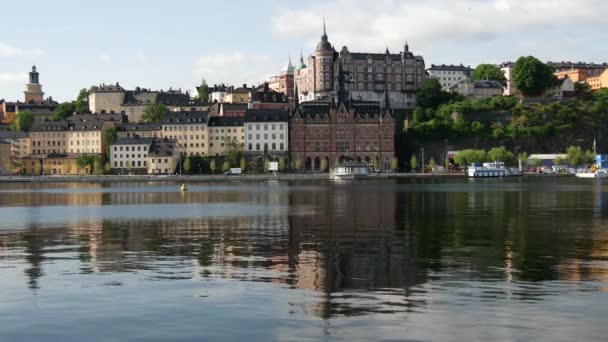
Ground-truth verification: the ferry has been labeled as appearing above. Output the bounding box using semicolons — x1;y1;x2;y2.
330;161;369;180
467;161;508;178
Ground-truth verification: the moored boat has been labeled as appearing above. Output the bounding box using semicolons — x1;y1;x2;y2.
467;161;508;178
330;161;369;180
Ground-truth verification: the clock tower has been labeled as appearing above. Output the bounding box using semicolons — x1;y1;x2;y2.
24;65;44;103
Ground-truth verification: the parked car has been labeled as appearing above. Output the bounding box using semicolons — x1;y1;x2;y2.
225;168;242;176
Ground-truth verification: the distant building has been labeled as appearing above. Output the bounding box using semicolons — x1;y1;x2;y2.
147;139;180;175
223;85;252;104
294;20;426;109
500;62;517;96
549;77;576;98
207;116;245;157
208;84;229;103
268;56;295;97
161;111;208;157
244;109;289;158
0;140;10;173
116;123;162;139
449;80;503;98
110;137;154;173
24;66;44;104
21;153;84;175
427;64;473;91
1;66;58;124
249;83;290;110
586;69;608;91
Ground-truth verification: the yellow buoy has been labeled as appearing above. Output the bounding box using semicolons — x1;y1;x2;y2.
180;183;188;192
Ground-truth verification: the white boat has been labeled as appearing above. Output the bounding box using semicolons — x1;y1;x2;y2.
576;169;608;178
330;161;369;180
467;161;508;178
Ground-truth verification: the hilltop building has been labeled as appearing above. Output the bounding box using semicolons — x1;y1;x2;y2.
294;20;426;109
0;66;58;124
427;64;473;91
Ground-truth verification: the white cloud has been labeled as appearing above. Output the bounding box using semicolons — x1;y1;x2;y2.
272;0;608;52
0;73;27;83
99;54;112;64
0;42;44;58
193;51;276;86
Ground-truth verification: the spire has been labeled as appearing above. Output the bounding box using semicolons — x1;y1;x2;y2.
385;46;390;55
337;59;347;104
294;83;299;108
323;17;327;38
405;40;409;52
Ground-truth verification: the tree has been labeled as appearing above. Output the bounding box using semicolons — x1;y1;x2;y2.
320;158;329;172
75;88;88;113
76;154;96;174
126;162;133;175
210;159;217;174
104;162;111;174
264;160;270;173
140;103;167;123
487;146;515;165
373;158;379;171
416;78;445;109
513;56;555;97
410;154;418;171
240;158;246;172
11;110;33;132
93;157;102;175
518;152;529;162
279;157;286;173
184;157;191;174
566;146;585;167
222;161;230;172
554;156;562;166
103;127;118;157
534;159;542;168
391;158;398;172
295;159;302;172
429;157;436;171
197;79;210;102
472;64;507;86
52;102;76;121
224;136;243;167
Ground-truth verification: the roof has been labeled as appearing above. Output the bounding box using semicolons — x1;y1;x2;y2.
163;111;208;124
244;109;289;122
349;52;403;62
90;83;125;92
528;154;567;160
23;153;82;159
116;123;162;131
428;64;473;72
222;104;247;111
148;139;177;157
0;131;28;139
0;139;9;145
208;116;244;127
113;137;155;146
31;121;69;131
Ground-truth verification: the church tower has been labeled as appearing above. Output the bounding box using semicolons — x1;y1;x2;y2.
24;65;44;104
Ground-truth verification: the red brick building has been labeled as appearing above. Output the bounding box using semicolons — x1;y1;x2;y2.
290;92;395;171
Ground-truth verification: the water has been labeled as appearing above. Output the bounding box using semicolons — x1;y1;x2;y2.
1;178;607;341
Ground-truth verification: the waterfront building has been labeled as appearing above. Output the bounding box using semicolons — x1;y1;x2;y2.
290;77;395;171
244;109;289;158
147;139;180;174
449;80;503;98
0;140;10;173
110;137;154;173
294;21;426;109
207;116;245;157
0;131;30;162
161;111;209;157
427;64;473;91
21;153;83;175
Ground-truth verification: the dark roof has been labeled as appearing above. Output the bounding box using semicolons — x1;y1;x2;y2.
222;104;247;111
163;111;208;124
349;52;402;62
428;64;473;72
295;99;387;119
113;137;155;146
0;139;9;145
67;113;124;124
90;83;125;92
116;123;162;131
149;139;177;157
473;80;503;89
23;153;81;159
31;121;69;131
208;117;244;127
0;131;28;139
244;109;289;122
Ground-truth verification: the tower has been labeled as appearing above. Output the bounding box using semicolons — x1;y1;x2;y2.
24;65;44;104
314;18;335;95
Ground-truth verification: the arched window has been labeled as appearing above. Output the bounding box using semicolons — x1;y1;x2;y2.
248;143;252;151
137;161;141;167
272;143;276;150
264;143;268;151
256;143;260;151
280;143;284;150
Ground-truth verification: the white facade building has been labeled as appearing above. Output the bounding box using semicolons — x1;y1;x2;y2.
500;62;517;96
427;64;473;91
244;109;289;156
110;137;153;172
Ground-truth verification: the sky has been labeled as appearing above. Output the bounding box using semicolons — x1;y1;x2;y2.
1;0;607;102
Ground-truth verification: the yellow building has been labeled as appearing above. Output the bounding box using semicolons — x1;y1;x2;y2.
207;117;245;157
0;140;10;173
21;153;86;175
161;111;209;157
587;69;608;91
223;85;251;104
117;123;162;139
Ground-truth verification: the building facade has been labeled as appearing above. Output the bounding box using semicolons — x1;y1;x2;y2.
427;64;473;91
244;109;289;157
294;21;425;109
147;139;180;175
0;131;30;163
161;111;209;157
268;57;295;97
24;66;44;104
449;80;503;98
586;69;608;91
207;117;245;157
116;123;162;139
110;137;154;172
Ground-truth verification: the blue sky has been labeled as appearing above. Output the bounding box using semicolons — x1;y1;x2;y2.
1;0;607;102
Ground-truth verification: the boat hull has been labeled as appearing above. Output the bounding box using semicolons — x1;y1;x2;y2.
331;174;368;180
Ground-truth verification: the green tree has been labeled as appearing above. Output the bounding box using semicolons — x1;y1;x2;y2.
264;160;270;173
197;79;210;102
240;157;246;172
140;103;167;123
534;159;542;168
373;158;379;171
224;136;243;167
295;159;302;172
518;152;529;162
75;88;88;113
104;162;111;174
222;160;230;172
487;146;515;165
93;157;102;175
416;78;444;109
279;157;286;173
391;158;398;172
126;162;132;175
554;156;562;166
103;127;118;157
210;159;217;174
183;157;191;174
513;56;555;97
320;158;329;172
429;157;436;170
472;64;507;86
52;102;76;121
566;146;585;167
11;110;33;131
410;154;418;171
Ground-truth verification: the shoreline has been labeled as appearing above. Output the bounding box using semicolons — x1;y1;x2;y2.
0;173;573;183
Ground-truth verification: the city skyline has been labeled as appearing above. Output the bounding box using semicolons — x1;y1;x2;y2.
1;0;608;102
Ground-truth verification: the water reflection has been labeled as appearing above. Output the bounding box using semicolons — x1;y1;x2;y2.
1;179;608;340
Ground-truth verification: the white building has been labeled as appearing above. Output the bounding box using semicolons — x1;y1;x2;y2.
244;109;289;157
500;62;517;96
427;64;473;91
110;137;154;172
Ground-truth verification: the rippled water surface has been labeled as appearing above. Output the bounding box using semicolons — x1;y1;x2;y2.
1;178;607;341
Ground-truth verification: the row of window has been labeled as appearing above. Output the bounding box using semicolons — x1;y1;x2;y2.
113;154;147;159
247;143;285;151
247;133;285;140
114;145;147;152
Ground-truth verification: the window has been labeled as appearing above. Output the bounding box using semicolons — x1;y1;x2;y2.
256;143;260;151
280;143;284;150
248;143;252;150
271;143;276;150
